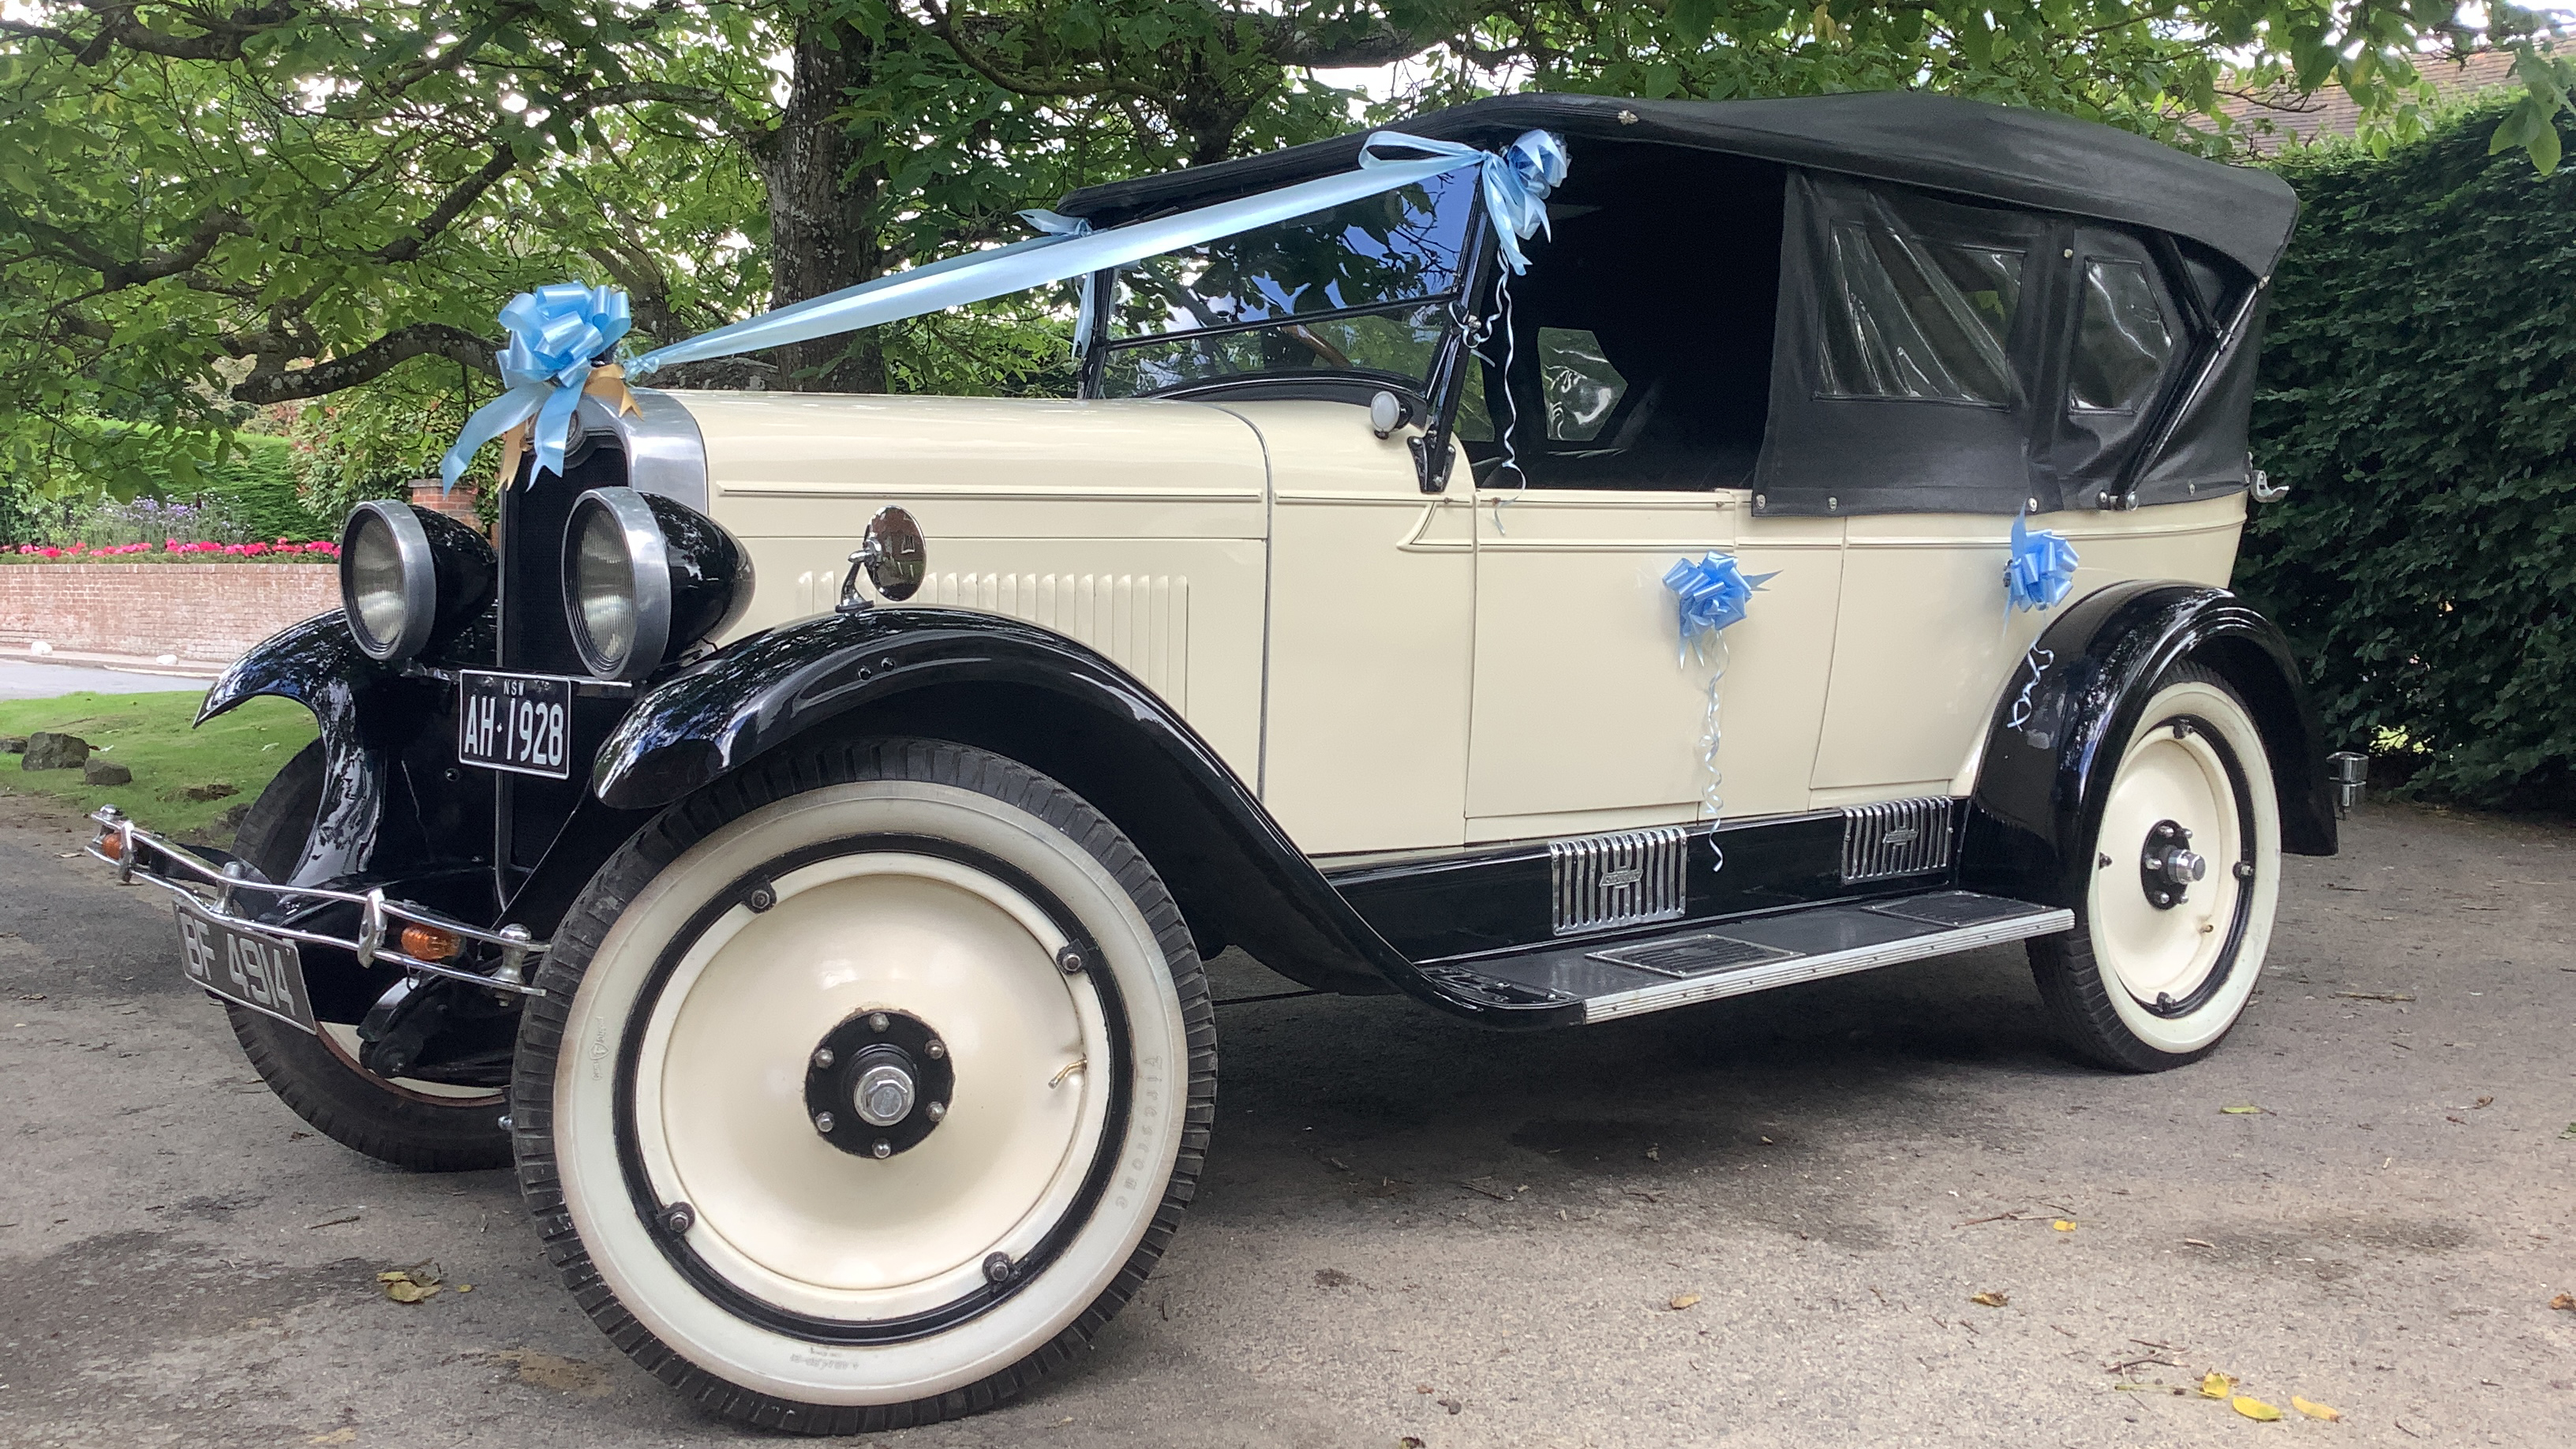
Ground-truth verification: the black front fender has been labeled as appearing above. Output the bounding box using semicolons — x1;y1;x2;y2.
594;608;1580;1028
198;612;404;886
1962;582;2338;910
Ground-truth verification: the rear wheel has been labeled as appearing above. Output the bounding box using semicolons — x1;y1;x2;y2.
222;742;511;1170
2029;665;2282;1072
512;739;1214;1432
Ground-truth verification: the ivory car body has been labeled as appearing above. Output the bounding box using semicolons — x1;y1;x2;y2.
89;90;2344;1433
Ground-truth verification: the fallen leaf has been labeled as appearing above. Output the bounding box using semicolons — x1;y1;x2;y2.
2233;1395;2283;1421
2183;1237;2218;1249
455;1284;472;1293
1644;1144;1661;1162
1969;1291;2009;1308
2548;1293;2574;1312
1668;1293;1702;1310
1415;1384;1433;1395
2473;1095;2495;1109
2200;1370;2237;1399
2333;990;2413;1002
2561;1123;2576;1140
2052;1219;2077;1232
475;1349;615;1398
1398;1439;1427;1449
2220;1104;2268;1115
2293;1396;2342;1421
384;1278;437;1304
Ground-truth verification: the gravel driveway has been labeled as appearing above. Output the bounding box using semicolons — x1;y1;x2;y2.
2;792;2570;1447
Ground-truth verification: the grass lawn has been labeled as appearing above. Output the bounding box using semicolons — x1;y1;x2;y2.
1;691;316;838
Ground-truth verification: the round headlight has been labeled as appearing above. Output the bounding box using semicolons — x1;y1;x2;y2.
561;487;750;681
339;501;494;662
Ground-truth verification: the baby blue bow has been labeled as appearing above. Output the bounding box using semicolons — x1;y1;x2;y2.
1358;129;1570;274
1663;552;1776;663
437;283;631;491
2005;510;2081;612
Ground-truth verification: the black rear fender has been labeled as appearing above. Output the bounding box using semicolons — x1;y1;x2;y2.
1962;581;2338;910
594;608;1518;1014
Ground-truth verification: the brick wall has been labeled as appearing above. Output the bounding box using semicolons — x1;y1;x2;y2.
410;477;482;526
0;564;340;662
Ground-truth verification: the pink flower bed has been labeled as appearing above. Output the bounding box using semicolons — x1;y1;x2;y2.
10;537;339;560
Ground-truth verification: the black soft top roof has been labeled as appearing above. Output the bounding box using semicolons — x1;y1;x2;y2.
1056;91;2298;278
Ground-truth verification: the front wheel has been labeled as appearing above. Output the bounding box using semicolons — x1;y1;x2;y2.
2029;664;2282;1072
511;739;1214;1432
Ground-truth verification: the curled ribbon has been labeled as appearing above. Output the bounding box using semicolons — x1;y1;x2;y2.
1358;129;1570;275
1661;552;1775;663
2005;509;2081;612
438;283;633;491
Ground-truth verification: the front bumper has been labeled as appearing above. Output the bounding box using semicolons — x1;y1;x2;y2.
84;806;552;998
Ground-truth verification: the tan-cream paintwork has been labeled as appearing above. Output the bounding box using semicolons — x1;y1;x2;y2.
665;391;1270;786
662;389;2250;860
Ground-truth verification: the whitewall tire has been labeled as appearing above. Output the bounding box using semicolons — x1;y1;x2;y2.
512;739;1215;1432
2029;665;2282;1071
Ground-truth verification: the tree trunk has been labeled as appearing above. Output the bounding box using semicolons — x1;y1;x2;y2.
760;11;887;392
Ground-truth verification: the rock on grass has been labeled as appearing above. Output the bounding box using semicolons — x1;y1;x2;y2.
21;732;88;770
84;756;133;787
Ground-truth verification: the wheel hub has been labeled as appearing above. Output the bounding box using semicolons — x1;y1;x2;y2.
804;1009;953;1159
2137;818;2206;910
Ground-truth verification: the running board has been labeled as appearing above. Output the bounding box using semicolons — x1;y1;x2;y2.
1424;890;2072;1025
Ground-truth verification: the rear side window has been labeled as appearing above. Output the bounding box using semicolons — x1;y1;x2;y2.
2069;259;2174;414
1816;224;2024;406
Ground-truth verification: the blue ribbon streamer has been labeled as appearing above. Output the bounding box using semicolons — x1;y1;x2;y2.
1661;552;1775;663
622;129;1568;380
437;283;631;491
2005;510;2081;612
1017;208;1095;354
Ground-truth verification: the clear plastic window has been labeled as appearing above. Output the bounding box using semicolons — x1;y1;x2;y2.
1817;224;2024;406
1537;328;1627;441
2069;259;2174;414
1105;171;1470;338
1096;305;1451;396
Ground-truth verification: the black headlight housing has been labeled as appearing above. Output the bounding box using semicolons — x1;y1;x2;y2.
560;486;752;681
338;501;496;662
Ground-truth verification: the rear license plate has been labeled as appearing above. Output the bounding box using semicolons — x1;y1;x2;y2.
176;904;317;1034
458;669;573;779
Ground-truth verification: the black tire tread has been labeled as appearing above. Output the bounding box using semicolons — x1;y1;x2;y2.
223;740;512;1171
510;736;1216;1435
2028;662;2256;1074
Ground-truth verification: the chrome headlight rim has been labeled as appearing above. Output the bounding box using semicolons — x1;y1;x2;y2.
562;486;672;683
339;501;437;662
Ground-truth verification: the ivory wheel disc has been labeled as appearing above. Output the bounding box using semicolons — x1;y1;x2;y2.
2082;675;2281;1055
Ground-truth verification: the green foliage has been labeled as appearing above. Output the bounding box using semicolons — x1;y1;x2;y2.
2237;98;2576;809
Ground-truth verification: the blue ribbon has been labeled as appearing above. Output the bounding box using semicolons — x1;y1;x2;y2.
2005;510;2081;612
624;129;1567;380
1017;208;1095;354
437;283;631;491
1662;552;1776;662
1357;128;1569;274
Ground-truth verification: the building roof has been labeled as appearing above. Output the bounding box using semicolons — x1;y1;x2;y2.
1057;91;2302;277
2216;50;2525;152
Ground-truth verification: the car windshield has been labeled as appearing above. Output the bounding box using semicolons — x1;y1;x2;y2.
1094;170;1476;396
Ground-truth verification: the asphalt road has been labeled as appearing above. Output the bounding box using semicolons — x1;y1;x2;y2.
1;793;2570;1448
0;657;212;700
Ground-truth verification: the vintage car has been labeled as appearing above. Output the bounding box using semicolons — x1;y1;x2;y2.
89;91;2351;1432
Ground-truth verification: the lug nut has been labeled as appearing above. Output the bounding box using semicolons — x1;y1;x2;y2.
926;1101;946;1121
747;884;777;912
868;1013;889;1032
871;1139;892;1158
813;1111;836;1134
812;1046;834;1070
661;1202;696;1234
925;1039;945;1060
983;1252;1015;1284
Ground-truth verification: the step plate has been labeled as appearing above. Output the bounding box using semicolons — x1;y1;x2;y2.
1450;890;2073;1024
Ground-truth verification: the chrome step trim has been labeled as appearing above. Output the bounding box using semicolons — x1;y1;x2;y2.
1548;824;1688;935
1580;907;2073;1024
1839;796;1954;883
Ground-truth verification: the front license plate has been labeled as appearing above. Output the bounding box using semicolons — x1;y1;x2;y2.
458;669;574;779
176;904;317;1034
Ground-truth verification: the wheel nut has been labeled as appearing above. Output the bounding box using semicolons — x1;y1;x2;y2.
747;884;776;912
661;1202;696;1234
813;1111;836;1134
1057;946;1085;975
868;1013;889;1032
812;1046;834;1070
926;1101;946;1121
925;1039;945;1060
983;1252;1014;1284
872;1140;891;1159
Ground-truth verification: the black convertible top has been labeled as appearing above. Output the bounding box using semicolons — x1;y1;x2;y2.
1057;91;2299;277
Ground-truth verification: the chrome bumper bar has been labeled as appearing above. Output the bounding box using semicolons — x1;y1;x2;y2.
85;806;549;998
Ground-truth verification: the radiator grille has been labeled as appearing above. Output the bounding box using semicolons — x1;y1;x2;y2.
1548;826;1689;936
1839;797;1954;883
915;571;1189;708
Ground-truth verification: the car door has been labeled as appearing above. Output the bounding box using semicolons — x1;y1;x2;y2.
1462;325;1844;841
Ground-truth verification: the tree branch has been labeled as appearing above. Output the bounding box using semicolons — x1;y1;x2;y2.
228;322;497;403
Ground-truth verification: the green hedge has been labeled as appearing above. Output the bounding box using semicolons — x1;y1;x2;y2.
2237;100;2576;811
